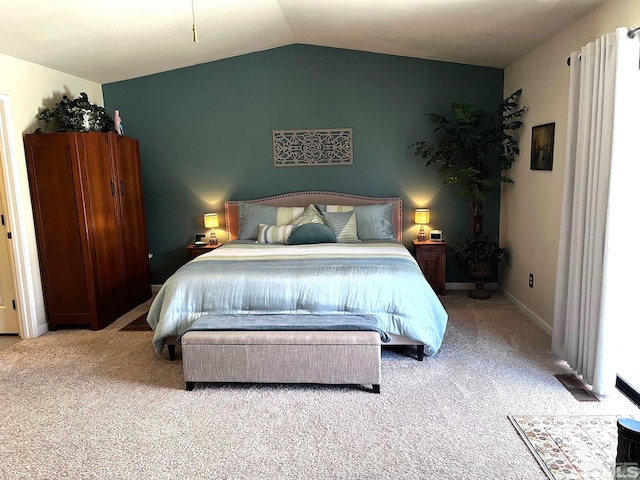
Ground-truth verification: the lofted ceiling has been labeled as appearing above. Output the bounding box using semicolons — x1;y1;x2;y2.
0;0;607;84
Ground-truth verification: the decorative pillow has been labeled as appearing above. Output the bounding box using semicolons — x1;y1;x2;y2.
321;211;359;243
257;223;295;244
287;223;336;245
316;204;354;213
238;203;304;240
292;204;325;226
353;203;395;240
316;203;395;240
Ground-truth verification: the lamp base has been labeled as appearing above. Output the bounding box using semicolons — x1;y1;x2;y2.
209;231;218;245
417;226;426;242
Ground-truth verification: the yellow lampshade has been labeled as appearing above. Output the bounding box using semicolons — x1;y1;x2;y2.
204;213;219;229
415;209;430;225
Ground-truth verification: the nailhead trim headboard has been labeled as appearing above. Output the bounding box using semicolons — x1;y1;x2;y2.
224;191;402;242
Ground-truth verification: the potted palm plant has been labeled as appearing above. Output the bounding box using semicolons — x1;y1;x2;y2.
413;89;525;298
452;235;508;299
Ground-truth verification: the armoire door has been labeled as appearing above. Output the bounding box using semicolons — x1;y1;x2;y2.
24;133;94;328
114;135;151;307
78;133;128;325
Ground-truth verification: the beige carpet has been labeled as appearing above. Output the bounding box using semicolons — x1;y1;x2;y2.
0;291;635;479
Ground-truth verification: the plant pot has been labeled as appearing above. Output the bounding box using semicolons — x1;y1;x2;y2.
467;261;493;299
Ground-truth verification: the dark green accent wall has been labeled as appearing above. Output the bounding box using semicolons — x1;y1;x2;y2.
103;45;503;283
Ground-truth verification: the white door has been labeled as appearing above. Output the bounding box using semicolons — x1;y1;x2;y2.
0;160;18;333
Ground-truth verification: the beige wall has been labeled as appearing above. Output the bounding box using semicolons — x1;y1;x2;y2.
0;53;103;336
501;0;640;332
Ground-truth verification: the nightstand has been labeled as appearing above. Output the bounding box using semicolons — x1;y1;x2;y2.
187;243;222;260
413;240;447;295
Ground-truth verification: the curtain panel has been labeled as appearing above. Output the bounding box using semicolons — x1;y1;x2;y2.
552;28;639;395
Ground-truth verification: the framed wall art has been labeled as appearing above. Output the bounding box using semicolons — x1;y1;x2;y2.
530;122;555;171
273;128;353;167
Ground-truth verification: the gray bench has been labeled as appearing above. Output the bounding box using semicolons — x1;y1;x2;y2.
181;330;382;393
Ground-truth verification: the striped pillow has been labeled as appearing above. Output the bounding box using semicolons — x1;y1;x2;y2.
318;204;354;213
322;211;359;242
257;223;295;244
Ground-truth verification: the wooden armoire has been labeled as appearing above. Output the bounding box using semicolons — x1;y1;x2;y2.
24;132;151;330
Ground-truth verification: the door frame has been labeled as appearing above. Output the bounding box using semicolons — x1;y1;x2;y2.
0;94;45;338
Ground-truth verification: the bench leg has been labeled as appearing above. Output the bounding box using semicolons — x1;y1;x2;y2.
416;345;425;361
185;381;195;391
372;384;380;394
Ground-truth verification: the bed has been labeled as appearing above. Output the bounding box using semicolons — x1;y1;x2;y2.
146;191;448;368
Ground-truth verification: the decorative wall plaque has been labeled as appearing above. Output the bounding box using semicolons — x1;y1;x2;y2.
272;128;353;167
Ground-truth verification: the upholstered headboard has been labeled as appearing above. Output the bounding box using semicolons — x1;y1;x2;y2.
225;191;402;242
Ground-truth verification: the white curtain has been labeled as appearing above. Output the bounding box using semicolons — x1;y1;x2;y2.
552;28;640;395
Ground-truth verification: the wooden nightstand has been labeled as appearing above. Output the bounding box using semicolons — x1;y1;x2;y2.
187;243;222;260
413;240;447;295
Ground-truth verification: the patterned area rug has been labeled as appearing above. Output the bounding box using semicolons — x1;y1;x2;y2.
509;415;620;480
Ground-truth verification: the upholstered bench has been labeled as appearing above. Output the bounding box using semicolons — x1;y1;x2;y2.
181;330;382;393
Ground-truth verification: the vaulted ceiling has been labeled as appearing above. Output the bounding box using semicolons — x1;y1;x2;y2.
0;0;606;84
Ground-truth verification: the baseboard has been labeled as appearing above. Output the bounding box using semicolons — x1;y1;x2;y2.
445;282;497;291
36;323;49;337
499;286;552;335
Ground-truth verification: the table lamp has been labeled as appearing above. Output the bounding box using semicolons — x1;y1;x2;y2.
204;213;219;245
415;209;430;241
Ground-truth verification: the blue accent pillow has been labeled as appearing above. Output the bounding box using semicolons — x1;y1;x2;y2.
353;203;395;240
238;204;277;240
287;223;337;245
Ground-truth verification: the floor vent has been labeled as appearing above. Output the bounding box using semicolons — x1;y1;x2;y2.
554;373;600;402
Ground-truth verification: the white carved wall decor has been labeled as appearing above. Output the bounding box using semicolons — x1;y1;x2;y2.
272;128;353;167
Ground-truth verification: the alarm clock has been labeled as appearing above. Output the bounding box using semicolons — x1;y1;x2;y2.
430;230;444;242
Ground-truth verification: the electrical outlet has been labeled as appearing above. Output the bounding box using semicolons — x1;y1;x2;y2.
529;273;534;288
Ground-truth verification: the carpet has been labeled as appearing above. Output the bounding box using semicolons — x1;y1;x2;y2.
118;312;151;331
509;415;621;480
4;290;637;479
